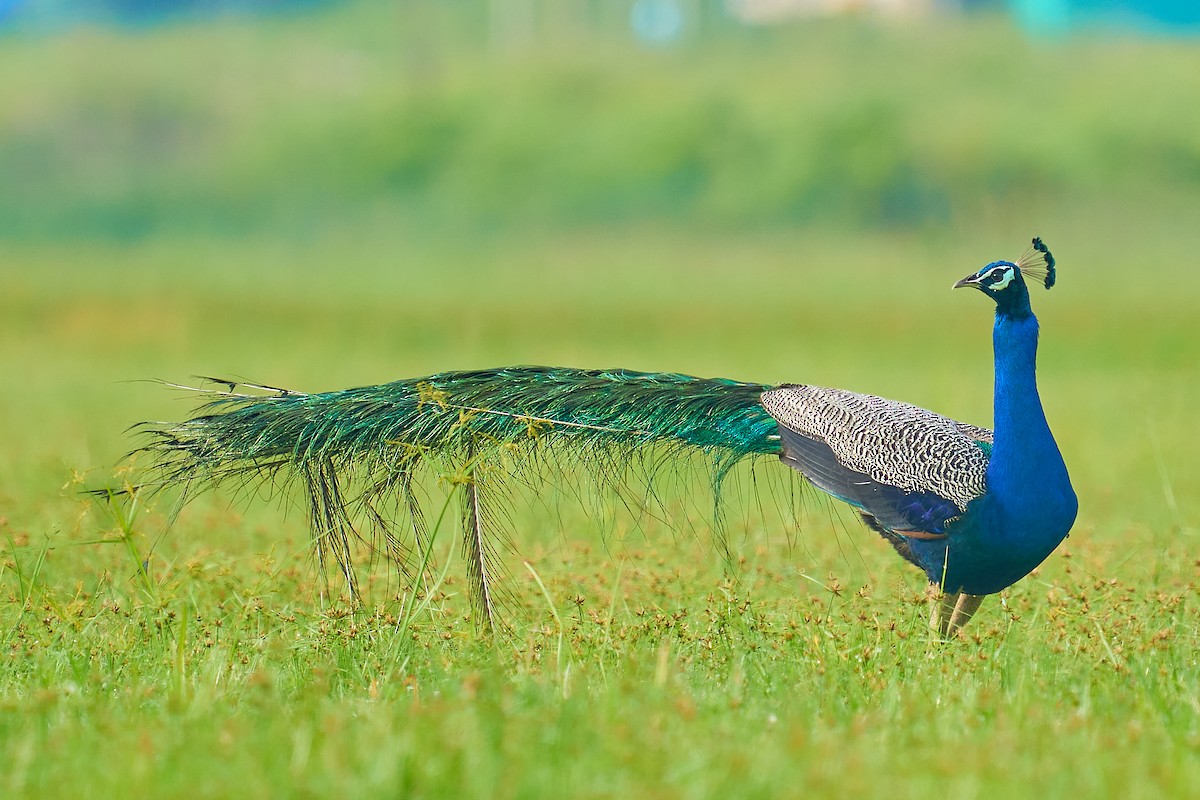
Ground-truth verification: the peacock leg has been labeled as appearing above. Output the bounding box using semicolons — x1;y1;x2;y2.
929;586;985;638
946;593;984;636
926;592;984;642
929;585;960;637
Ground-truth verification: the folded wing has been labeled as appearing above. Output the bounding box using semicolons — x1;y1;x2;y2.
760;385;992;541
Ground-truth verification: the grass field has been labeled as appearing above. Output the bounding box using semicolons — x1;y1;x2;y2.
2;4;1199;797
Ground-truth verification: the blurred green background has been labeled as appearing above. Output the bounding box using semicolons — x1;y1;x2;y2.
1;3;1199;795
3;0;1196;528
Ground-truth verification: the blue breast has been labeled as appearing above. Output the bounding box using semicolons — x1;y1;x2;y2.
910;311;1077;594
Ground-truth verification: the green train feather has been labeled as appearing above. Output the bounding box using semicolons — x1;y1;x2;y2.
140;366;781;616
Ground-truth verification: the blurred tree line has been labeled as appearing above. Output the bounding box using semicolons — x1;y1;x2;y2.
1;1;1197;243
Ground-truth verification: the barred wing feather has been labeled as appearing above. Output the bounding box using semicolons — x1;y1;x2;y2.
760;385;992;536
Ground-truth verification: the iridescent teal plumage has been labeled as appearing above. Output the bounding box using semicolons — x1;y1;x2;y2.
150;367;780;483
142;367;783;617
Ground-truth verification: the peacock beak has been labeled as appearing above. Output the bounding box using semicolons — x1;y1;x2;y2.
953;274;983;290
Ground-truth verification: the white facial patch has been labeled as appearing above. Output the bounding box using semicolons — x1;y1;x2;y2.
990;266;1015;291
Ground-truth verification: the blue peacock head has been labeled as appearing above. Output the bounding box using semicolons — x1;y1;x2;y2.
954;237;1056;317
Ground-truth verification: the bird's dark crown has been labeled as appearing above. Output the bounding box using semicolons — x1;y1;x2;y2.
954;237;1056;318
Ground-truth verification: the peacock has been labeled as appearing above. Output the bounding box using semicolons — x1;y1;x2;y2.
134;238;1077;637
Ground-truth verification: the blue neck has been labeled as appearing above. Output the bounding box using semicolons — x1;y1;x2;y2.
986;311;1076;549
908;300;1079;595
